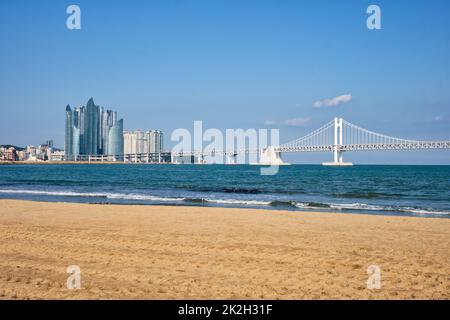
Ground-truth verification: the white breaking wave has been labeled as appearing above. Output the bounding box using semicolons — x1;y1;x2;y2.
0;189;448;215
397;207;450;216
0;189;268;206
329;203;385;211
106;193;185;202
330;203;450;215
205;198;272;206
0;189;185;202
0;189;106;197
294;201;449;216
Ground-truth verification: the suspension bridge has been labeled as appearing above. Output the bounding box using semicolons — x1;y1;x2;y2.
266;118;450;166
171;117;450;165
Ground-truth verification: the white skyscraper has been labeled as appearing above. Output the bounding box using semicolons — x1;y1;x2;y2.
123;130;164;160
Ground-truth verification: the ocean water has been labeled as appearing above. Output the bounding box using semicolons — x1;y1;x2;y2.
0;164;449;218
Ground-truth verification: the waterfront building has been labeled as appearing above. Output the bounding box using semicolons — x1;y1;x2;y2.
65;98;123;159
107;119;124;158
84;98;99;155
123;131;137;155
123;130;164;157
65;105;73;159
0;146;17;161
50;150;65;161
149;130;164;154
5;147;17;161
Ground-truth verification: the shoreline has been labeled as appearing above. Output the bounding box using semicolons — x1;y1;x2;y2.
0;196;448;219
0;199;449;299
2;161;450;166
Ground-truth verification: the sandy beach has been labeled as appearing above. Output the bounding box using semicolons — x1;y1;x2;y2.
0;199;448;300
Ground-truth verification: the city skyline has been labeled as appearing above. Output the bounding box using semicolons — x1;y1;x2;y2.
1;1;450;164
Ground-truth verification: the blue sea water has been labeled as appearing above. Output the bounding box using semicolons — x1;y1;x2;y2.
0;164;449;218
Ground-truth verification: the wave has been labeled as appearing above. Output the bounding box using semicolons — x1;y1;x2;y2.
0;189;448;216
396;207;450;216
106;194;185;202
0;189;270;207
319;202;450;216
269;200;298;208
329;203;385;211
184;197;271;206
272;200;449;216
298;202;332;209
269;200;330;209
183;186;263;194
222;187;261;194
205;198;271;206
0;189;185;202
333;191;402;199
0;189;108;198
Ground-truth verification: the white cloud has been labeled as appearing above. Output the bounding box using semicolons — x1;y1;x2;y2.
313;94;352;108
434;115;443;121
284;117;311;127
263;120;276;126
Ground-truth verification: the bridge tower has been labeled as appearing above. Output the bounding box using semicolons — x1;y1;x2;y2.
323;117;353;166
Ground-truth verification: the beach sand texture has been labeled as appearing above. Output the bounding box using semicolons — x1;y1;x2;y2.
0;199;448;299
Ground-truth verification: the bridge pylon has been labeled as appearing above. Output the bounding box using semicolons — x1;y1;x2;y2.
322;117;353;166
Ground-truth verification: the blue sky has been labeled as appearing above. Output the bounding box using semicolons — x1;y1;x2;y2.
0;0;449;164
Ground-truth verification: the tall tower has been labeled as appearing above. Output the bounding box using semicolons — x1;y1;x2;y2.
108;119;124;158
322;118;353;166
65;105;73;159
84;98;99;155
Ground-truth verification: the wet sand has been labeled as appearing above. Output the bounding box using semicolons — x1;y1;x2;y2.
0;199;448;299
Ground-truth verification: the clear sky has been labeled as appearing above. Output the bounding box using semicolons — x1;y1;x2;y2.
1;0;449;164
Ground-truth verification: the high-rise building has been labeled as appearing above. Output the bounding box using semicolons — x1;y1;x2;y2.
65;105;73;159
148;130;164;154
107;119;124;157
123;130;164;155
65;98;123;159
123;131;137;155
100;108;116;155
84;98;99;155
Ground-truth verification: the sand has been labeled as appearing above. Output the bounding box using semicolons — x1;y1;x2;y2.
0;199;448;300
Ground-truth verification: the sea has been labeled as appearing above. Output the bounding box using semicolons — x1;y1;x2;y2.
0;164;449;218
